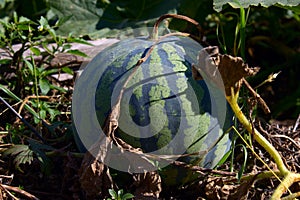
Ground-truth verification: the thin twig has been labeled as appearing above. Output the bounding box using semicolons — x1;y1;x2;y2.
0;184;19;200
293;114;300;132
151;14;203;41
1;184;39;200
242;78;270;114
0;174;14;179
171;160;236;177
0;96;46;143
270;134;300;150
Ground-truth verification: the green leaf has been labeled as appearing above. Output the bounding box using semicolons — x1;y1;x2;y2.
276;4;300;14
4;145;29;157
109;189;117;198
122;193;135;200
47;0;181;37
40;68;59;77
47;107;60;121
66;49;88;57
67;37;93;46
215;148;232;167
62;66;74;75
50;84;67;93
48;28;57;40
213;0;300;12
39;16;49;27
47;0;100;36
17;24;31;31
27;139;54;175
0;84;40;118
117;189;123;197
23;59;34;75
19;16;34;24
39;109;47;120
3;145;34;172
30;47;41;56
236;144;248;181
63;44;72;50
28;139;54;151
39;79;51;94
54;15;73;27
0;58;12;64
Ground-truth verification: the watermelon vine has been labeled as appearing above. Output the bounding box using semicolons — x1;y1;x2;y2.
195;45;300;199
150;14;300;199
74;14;300;199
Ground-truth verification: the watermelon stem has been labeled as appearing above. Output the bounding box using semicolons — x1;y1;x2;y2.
226;84;300;199
151;14;203;41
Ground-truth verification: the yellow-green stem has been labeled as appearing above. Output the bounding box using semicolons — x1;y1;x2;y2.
226;89;289;175
272;173;300;199
241;170;282;182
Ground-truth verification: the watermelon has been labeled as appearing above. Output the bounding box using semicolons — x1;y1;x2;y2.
72;35;233;185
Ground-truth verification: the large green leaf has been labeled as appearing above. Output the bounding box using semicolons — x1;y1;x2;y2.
46;0;180;38
213;0;300;12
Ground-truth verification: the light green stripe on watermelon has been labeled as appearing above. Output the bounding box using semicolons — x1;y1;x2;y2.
146;46;173;154
161;42;187;72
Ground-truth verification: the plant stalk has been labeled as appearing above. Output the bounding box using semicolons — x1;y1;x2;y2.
226;88;289;175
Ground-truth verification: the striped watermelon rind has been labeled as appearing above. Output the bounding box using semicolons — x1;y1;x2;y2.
72;35;232;184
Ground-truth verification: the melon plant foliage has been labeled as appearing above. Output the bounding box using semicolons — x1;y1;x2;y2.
213;0;300;12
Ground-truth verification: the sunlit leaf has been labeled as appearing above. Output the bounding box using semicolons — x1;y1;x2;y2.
67;37;93;46
50;84;67;92
62;66;74;75
66;49;88;57
39;78;51;94
213;0;300;12
24;59;34;74
122;193;135;200
0;84;40;118
30;47;41;56
39;109;47;120
108;189;117;198
47;107;60;121
47;0;180;37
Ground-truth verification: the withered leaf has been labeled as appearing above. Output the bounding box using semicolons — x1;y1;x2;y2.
194;46;260;96
228;175;257;200
205;177;237;200
133;171;162;199
79;149;114;199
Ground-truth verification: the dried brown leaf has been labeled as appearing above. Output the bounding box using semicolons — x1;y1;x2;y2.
133;171;162;199
228;175;257;200
78;137;114;199
113;136;158;173
194;46;260;96
205;177;237;200
79;153;113;199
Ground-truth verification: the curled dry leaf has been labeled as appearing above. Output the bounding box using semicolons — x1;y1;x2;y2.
193;46;260;96
205;177;237;200
228;175;258;200
78;137;114;199
78;134;161;198
133;171;162;199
